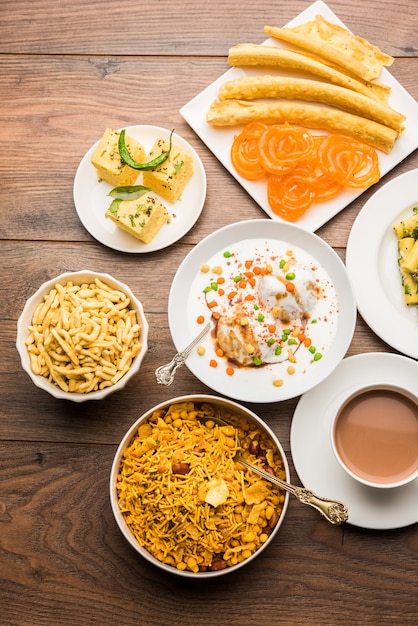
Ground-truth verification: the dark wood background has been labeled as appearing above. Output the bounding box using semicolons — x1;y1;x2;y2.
1;1;417;624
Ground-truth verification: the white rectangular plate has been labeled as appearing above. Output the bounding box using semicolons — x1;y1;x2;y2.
180;0;418;231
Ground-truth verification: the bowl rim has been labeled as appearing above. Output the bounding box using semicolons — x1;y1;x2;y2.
16;270;149;402
109;393;290;578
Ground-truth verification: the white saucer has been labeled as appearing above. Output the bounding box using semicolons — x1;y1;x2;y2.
290;353;418;529
73;125;206;253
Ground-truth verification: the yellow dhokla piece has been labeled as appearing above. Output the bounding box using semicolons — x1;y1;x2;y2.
91;128;146;187
142;138;194;202
105;193;169;244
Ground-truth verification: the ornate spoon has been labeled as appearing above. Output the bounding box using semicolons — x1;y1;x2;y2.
198;414;348;525
155;323;211;386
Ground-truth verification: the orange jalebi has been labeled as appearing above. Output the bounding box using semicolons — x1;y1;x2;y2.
257;124;316;175
316;134;380;189
230;122;268;180
230;122;380;221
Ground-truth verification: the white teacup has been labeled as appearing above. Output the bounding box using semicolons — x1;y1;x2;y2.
331;384;418;489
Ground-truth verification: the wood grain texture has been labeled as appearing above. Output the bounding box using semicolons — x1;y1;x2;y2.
1;1;417;624
1;445;417;626
0;0;416;55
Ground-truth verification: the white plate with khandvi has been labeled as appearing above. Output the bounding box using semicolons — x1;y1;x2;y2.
74;125;206;253
346;169;418;360
180;0;418;232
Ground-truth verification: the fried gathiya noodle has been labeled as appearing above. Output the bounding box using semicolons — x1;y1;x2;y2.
116;401;287;573
25;278;142;392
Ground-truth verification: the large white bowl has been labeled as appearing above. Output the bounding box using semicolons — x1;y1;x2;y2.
110;394;290;578
16;270;148;402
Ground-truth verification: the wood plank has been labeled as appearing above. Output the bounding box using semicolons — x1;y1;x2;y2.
0;0;416;57
1;441;417;626
1;56;417;245
1;1;418;623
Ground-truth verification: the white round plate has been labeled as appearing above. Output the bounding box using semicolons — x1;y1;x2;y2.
291;353;418;529
73;125;206;253
168;219;356;403
346;169;418;359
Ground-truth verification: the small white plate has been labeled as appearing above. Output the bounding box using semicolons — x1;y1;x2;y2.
346;169;418;359
180;0;418;232
291;353;418;529
168;219;356;403
73;125;206;253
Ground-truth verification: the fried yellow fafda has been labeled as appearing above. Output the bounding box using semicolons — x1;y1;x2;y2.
207;100;398;153
263;14;394;82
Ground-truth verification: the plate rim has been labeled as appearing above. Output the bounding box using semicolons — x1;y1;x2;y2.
290;352;418;530
346;167;418;359
73;124;207;253
168;218;357;403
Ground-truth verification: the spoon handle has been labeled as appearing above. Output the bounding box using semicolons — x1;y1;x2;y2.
236;455;348;525
155;323;211;386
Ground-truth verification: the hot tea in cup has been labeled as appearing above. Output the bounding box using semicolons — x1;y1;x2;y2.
331;385;418;488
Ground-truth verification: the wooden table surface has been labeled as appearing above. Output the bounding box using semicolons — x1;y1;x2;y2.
1;0;417;624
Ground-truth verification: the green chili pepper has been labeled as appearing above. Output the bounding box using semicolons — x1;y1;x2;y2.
118;129;173;170
108;185;151;200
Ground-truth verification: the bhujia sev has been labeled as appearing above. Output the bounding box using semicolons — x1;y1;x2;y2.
116;401;287;573
25;277;142;393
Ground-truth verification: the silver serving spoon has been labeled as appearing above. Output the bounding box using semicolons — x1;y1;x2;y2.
155;323;211;386
197;413;349;526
